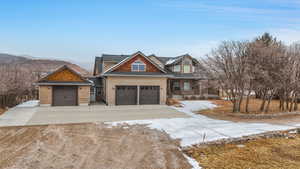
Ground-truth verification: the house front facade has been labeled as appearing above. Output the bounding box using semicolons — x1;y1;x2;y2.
93;51;215;105
37;51;217;106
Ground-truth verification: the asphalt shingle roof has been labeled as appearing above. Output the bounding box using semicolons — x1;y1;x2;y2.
95;53;206;79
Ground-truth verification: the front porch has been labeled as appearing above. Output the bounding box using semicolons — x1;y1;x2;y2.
167;79;219;99
168;79;200;95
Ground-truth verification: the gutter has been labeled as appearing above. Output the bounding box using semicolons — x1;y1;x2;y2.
36;82;93;86
102;74;173;78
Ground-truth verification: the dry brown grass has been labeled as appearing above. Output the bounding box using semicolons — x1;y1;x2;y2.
0;108;6;115
186;134;300;169
166;98;183;107
200;99;298;114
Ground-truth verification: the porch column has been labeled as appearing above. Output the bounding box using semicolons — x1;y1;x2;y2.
167;79;171;98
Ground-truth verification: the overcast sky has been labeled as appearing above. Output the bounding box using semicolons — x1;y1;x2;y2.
1;0;299;69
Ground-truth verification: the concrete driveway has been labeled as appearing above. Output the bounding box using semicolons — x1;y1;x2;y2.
0;103;189;126
27;105;188;125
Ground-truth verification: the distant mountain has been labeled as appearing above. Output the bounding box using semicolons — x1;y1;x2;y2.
0;53;28;64
0;53;91;77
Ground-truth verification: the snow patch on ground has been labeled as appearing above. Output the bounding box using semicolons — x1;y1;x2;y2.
110;101;294;146
109;100;297;168
183;154;202;169
16;100;39;108
0;100;38;126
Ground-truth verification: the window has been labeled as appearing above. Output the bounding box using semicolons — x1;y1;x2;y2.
192;66;195;73
173;65;181;72
183;82;190;91
173;81;180;91
131;60;146;72
183;65;191;73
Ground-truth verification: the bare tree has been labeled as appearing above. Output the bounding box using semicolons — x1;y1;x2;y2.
202;41;250;112
248;33;286;113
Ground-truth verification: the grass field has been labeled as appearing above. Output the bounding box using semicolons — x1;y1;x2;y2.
199;99;298;114
186;132;300;169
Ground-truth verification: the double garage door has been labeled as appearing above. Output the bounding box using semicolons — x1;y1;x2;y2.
52;86;77;106
116;86;160;105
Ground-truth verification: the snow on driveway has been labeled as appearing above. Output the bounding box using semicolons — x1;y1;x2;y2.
0;100;39;126
110;101;297;169
111;101;295;147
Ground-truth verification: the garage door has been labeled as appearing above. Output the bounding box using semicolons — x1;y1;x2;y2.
116;86;137;105
139;86;160;105
53;86;77;106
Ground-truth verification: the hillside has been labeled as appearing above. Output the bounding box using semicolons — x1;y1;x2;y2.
0;53;91;94
0;53;91;77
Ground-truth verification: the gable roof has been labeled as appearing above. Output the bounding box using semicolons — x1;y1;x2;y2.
93;51;205;79
103;51;167;75
165;54;200;66
94;54;131;75
37;65;92;85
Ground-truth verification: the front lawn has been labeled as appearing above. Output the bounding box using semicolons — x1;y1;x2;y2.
0;108;5;115
185;132;300;169
199;99;300;114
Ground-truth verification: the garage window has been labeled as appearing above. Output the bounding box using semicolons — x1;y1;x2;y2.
131;60;146;72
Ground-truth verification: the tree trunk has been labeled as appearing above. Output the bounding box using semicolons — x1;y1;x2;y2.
294;94;298;111
245;89;252;113
232;101;239;113
260;92;267;112
279;98;283;111
265;91;274;113
289;93;295;112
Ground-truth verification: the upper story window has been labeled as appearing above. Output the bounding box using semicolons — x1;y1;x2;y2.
131;60;146;72
173;65;181;72
183;65;191;73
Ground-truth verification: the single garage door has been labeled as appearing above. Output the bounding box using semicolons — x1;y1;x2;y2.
53;86;77;106
116;86;137;105
139;86;160;105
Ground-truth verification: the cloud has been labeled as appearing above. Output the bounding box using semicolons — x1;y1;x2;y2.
159;0;300;24
270;28;300;44
160;0;299;14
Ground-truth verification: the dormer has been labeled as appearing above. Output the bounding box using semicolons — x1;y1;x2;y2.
166;54;198;74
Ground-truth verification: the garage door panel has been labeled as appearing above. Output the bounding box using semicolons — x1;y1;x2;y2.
139;86;160;105
116;86;137;105
53;86;77;106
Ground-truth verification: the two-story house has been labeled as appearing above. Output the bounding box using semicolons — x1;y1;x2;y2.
92;51;213;105
37;51;216;106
